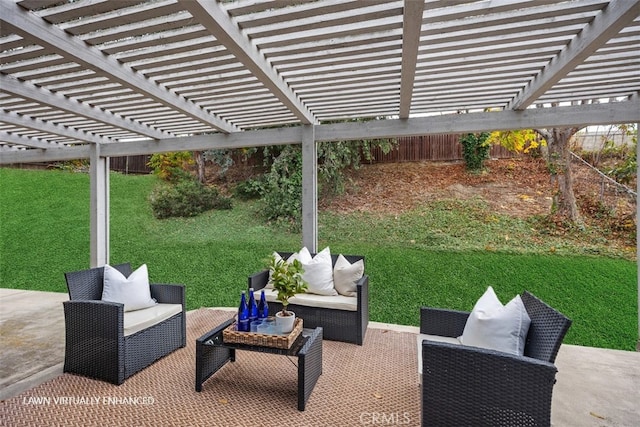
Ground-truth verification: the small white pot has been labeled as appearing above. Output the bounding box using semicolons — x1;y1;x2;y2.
275;310;296;334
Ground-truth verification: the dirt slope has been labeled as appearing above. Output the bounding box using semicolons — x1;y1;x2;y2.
321;157;554;217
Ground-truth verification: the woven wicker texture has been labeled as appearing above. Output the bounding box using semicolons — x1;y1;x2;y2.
1;309;420;427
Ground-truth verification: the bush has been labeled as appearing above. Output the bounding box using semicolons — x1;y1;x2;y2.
147;151;194;182
460;132;491;172
150;178;232;219
233;177;264;200
260;145;303;226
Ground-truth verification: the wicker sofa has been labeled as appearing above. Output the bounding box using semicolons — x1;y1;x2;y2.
63;263;186;385
419;291;572;427
248;252;368;345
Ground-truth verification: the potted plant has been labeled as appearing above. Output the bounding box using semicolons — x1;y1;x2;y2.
268;254;308;333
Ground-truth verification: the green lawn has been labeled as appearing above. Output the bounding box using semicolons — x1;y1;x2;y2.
0;167;637;350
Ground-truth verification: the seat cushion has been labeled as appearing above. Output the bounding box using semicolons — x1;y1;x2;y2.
416;333;461;375
260;288;357;311
123;303;182;336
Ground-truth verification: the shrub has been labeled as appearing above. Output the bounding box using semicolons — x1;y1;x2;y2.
233;177;264;200
147;151;194;182
150;178;232;219
260;145;303;226
460;132;491;172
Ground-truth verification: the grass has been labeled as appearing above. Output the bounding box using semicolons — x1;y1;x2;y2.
0;167;637;351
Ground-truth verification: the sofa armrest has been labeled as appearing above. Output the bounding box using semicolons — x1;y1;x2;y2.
422;339;558;424
63;300;123;339
248;269;270;291
420;306;469;337
356;274;368;309
150;283;185;306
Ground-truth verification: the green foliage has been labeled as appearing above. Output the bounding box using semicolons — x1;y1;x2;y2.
460;132;491;172
268;254;308;313
147;151;194;182
260;145;303;226
233;177;264;200
603;130;637;185
149;177;232;219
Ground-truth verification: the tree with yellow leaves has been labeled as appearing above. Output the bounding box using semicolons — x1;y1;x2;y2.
487;129;545;154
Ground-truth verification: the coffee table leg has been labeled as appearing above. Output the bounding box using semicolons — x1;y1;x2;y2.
297;327;323;411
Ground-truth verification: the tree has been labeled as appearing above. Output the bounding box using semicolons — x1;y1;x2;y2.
535;127;582;223
489;125;583;223
194;151;205;183
488;129;542;154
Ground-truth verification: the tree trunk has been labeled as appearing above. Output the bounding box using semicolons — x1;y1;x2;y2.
537;127;582;223
194;151;205;184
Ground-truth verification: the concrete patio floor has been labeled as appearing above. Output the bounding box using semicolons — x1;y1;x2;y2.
0;288;638;426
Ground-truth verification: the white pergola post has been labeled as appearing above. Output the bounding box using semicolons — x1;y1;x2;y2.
301;125;318;252
89;143;109;267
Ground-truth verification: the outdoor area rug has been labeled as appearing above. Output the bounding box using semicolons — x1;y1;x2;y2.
1;308;421;426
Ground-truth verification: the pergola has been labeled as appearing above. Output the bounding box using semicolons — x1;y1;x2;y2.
1;0;639;307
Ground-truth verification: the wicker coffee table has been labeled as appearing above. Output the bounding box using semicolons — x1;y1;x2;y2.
195;318;323;411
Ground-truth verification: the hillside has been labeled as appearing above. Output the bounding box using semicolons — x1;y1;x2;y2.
320;156;636;257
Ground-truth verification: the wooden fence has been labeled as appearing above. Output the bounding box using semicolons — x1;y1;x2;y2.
109;155;152;174
108;134;515;174
366;134;515;163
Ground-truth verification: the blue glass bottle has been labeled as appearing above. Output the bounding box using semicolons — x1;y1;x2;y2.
258;289;269;319
248;288;258;323
238;291;249;332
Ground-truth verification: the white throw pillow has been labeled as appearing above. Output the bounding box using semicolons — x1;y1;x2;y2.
294;247;313;263
459;286;531;356
102;264;157;312
265;252;282;289
299;247;337;296
333;254;364;297
266;251;306;289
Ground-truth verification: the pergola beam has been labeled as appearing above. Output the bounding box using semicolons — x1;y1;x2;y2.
0;0;237;134
0;144;90;162
398;0;424;118
181;0;316;125
2;100;635;165
508;0;640;110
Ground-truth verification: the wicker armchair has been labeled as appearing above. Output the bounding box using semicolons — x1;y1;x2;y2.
63;263;186;385
420;291;572;427
249;252;368;345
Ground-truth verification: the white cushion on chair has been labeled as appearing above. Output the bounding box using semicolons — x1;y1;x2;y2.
260;288;357;311
459;286;531;356
123;303;182;336
102;264;157;312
